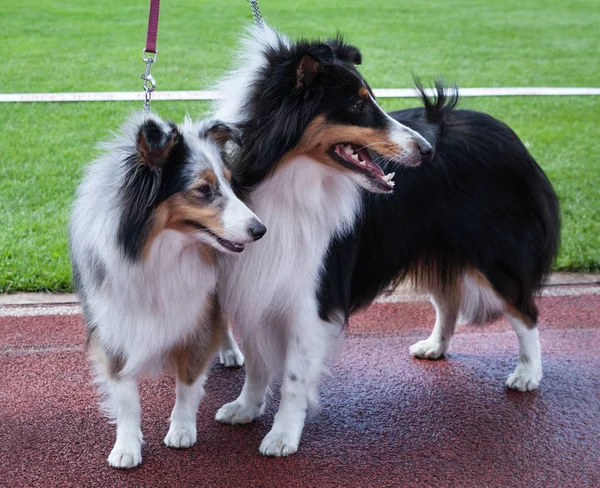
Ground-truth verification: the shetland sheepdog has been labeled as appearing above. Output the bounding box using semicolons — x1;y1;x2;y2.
209;24;560;457
68;112;265;468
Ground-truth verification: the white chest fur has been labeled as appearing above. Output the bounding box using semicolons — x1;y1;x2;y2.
88;231;216;376
218;156;361;330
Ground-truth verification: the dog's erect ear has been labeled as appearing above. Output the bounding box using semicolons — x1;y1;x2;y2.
296;55;320;87
296;44;335;88
136;119;179;170
204;121;243;148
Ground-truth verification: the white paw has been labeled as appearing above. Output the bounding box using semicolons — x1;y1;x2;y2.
164;422;197;448
108;441;142;469
219;345;244;368
506;364;542;392
409;337;447;359
215;399;263;424
259;429;300;457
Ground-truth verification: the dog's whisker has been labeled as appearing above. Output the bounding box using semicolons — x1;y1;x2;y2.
355;142;390;151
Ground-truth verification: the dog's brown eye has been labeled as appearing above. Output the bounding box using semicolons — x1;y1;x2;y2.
196;184;211;197
351;100;365;111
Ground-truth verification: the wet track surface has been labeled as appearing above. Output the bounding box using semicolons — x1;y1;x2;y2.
1;293;599;487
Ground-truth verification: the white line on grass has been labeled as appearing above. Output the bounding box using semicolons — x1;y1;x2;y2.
1;87;600;103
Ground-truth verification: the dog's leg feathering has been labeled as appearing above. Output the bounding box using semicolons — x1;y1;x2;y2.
104;376;143;469
505;314;542;391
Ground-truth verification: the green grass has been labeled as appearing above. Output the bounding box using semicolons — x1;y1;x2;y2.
0;0;599;292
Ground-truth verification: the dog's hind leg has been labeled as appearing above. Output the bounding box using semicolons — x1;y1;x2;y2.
410;289;459;359
218;325;245;368
482;270;542;391
505;309;542;392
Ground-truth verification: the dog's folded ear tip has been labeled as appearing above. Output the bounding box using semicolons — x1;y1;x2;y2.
135;119;178;169
312;43;335;63
205;121;243;148
332;43;361;66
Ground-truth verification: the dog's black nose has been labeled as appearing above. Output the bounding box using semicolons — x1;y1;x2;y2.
419;141;433;161
248;219;266;241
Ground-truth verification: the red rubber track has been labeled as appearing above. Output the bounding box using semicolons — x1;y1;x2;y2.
1;294;599;488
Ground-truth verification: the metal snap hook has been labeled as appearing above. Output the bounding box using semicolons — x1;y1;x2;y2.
142;72;156;93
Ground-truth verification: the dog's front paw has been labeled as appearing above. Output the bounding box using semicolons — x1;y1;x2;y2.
409;337;447;359
506;364;542;392
164;422;197;449
259;429;300;457
215;399;263;424
108;441;142;469
219;345;244;368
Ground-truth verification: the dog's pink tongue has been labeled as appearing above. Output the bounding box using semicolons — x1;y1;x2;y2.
357;148;384;177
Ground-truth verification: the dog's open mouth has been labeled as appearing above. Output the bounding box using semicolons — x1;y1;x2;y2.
330;143;395;191
214;235;245;253
185;220;245;253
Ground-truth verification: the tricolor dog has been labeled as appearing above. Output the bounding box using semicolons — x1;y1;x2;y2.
211;25;559;456
69;112;265;468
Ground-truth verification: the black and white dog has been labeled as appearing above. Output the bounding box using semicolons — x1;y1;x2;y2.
212;25;560;456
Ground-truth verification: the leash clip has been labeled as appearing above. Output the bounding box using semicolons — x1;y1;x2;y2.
141;50;158;111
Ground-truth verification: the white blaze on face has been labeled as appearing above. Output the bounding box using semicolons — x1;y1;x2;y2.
220;178;262;244
203;145;263;246
370;94;432;165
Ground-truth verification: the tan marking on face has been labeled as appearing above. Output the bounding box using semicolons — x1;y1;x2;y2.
224;168;231;182
358;86;370;99
169;293;228;385
199;169;217;186
279;115;403;172
141;192;223;262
